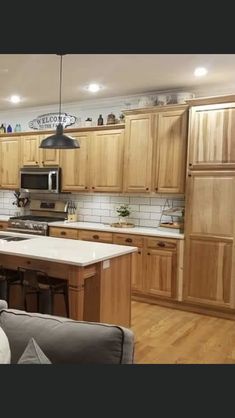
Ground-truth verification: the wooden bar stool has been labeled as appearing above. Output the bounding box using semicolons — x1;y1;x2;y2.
17;267;69;317
0;266;23;305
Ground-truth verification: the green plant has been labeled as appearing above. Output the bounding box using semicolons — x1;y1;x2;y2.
116;204;131;218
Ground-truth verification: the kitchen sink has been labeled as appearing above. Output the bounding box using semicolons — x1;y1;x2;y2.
0;235;30;242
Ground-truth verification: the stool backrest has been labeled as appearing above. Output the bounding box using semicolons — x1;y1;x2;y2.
17;268;48;290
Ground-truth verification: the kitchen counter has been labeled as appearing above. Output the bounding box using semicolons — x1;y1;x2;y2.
0;231;135;326
0;215;10;222
0;231;137;267
48;221;184;239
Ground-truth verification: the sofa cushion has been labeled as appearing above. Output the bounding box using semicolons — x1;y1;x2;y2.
18;338;51;364
0;308;134;364
0;326;11;364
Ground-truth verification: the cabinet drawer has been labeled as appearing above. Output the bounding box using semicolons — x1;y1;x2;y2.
78;230;113;243
113;233;143;247
49;227;78;240
146;237;177;250
0;221;8;230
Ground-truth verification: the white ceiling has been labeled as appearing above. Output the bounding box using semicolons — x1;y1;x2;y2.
0;54;235;110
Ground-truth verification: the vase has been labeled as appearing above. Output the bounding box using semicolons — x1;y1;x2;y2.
119;216;128;225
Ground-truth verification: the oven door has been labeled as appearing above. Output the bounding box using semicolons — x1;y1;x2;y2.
20;168;60;193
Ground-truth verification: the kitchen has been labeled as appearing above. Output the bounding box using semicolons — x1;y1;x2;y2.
1;54;235;363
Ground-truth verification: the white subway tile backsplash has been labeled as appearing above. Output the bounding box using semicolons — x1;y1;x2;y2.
83;215;101;223
92;209;109;216
139;219;159;227
0;190;185;229
83;202;101;209
110;196;130;204
130;197;150;205
140;205;162;213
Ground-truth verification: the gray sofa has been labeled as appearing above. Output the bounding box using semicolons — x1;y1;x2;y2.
0;300;134;364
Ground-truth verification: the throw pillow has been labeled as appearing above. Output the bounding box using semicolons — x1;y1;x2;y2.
0;326;11;364
17;338;51;364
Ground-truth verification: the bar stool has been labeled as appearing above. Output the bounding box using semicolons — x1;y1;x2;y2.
17;267;70;317
0;266;23;304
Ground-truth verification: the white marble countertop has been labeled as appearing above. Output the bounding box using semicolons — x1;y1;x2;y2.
48;221;184;239
0;215;10;222
0;231;137;267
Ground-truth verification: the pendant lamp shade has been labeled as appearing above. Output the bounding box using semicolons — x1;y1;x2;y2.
40;54;80;150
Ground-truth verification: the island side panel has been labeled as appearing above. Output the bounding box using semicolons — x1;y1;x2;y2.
99;253;132;328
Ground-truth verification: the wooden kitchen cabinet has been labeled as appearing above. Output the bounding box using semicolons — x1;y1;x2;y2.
183;236;232;308
61;133;90;191
123;114;153;193
49;227;78;239
0;221;8;230
89;129;124;192
0;137;20;189
183;170;235;310
188;102;235;170
22;134;59;167
113;233;144;292
145;246;177;299
39;135;60;166
154;109;188;193
78;230;113;243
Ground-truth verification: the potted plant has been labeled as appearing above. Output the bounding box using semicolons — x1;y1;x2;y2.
116;204;131;225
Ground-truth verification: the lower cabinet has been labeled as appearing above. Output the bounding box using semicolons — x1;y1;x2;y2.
49;227;181;302
183;236;233;308
145;248;177;298
0;221;8;231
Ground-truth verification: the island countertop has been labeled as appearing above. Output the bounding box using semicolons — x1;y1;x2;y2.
0;231;137;267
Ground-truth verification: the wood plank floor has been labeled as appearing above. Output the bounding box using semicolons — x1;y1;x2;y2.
131;301;235;364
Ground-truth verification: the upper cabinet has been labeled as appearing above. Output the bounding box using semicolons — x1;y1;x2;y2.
154;109;188;193
0;137;20;189
21;134;59;167
61;132;89;192
90;129;124;192
188;102;235;170
123;114;154;193
123;106;188;194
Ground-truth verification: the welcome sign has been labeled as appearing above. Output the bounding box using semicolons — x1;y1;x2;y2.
29;113;77;130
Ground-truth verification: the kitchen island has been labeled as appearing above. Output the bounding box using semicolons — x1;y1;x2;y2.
0;232;137;327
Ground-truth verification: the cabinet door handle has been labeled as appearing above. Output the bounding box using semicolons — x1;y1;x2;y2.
92;186;95;190
138;251;141;255
189;163;192;166
93;234;99;239
85;186;88;189
146;187;149;191
41;161;44;165
157;241;166;247
147;252;150;255
126;238;132;243
35;161;38;164
155;187;158;191
61;231;66;236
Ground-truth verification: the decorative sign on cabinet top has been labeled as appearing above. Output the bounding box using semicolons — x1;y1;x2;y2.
29;113;77;130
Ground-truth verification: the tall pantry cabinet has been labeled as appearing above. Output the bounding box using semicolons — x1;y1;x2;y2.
183;95;235;312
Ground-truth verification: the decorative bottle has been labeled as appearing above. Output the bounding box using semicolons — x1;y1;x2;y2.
7;124;12;133
0;124;4;133
97;114;104;125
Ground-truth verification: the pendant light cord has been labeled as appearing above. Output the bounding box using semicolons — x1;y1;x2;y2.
59;54;63;119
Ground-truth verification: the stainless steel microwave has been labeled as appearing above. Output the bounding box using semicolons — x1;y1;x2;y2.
20;167;60;193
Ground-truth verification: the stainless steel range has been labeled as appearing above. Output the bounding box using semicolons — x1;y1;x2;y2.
7;199;68;236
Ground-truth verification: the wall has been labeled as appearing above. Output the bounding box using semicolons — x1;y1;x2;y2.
0;189;184;228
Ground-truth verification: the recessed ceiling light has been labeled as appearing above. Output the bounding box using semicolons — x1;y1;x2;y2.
194;67;208;77
10;95;21;104
87;83;101;93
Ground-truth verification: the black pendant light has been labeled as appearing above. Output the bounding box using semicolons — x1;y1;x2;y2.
40;54;80;149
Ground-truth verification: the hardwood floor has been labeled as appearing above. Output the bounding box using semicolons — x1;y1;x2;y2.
131;301;235;364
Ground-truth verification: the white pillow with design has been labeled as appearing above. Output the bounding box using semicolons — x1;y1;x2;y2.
0;326;11;364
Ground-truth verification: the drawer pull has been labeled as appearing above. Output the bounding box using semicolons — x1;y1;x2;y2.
138;251;141;255
157;241;166;247
61;231;66;236
126;238;132;243
0;225;3;228
93;234;99;239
